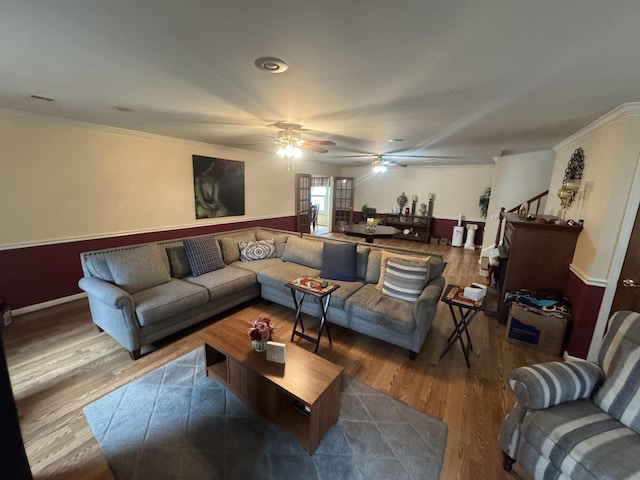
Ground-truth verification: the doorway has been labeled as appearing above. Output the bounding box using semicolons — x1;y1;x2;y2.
311;176;331;233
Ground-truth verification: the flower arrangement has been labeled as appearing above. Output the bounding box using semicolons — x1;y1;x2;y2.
248;317;274;342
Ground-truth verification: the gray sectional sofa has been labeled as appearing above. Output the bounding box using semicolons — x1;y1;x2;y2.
79;227;445;359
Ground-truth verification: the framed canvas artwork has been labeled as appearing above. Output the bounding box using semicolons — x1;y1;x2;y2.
192;155;245;219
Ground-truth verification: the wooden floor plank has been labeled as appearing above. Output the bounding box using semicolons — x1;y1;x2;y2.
4;235;559;479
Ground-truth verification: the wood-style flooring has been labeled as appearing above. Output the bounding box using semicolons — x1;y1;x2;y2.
4;234;559;479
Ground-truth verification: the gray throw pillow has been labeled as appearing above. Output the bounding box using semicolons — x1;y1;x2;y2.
183;235;226;276
320;243;357;281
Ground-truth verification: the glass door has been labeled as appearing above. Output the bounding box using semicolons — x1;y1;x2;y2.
295;173;312;234
332;177;354;232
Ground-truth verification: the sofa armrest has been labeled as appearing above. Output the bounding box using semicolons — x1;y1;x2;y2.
78;277;134;310
508;360;605;409
413;275;446;329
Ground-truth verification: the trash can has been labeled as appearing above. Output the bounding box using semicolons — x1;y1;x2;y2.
451;226;464;247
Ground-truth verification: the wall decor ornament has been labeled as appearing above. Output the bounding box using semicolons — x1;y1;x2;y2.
193;155;245;219
557;147;584;213
397;192;408;211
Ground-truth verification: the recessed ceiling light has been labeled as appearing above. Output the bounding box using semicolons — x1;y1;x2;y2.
387;138;403;142
29;94;55;102
113;106;135;113
254;56;289;73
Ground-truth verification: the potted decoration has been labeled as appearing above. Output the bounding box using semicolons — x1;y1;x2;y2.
361;203;377;219
248;317;274;352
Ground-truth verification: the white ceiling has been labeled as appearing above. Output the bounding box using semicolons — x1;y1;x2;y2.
2;1;640;167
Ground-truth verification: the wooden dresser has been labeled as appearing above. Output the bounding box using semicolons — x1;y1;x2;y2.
494;212;582;323
384;214;432;243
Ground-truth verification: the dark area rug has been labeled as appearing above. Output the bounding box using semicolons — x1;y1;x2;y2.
83;348;448;480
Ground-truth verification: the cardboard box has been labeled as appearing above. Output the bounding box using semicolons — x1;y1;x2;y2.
430;237;439;245
464;283;487;301
506;304;567;355
438;238;448;245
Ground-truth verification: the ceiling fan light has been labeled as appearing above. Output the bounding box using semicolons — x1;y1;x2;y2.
276;144;302;159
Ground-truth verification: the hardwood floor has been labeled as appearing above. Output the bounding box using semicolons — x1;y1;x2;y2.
3;236;559;479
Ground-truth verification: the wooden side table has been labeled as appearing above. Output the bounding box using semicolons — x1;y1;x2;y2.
287;277;339;352
440;284;486;367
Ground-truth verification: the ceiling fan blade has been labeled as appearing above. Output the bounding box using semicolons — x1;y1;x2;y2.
302;144;329;154
303;140;336;146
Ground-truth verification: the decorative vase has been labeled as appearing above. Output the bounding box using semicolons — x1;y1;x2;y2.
252;340;267;352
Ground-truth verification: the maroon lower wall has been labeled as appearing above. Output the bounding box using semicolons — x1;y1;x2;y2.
0;216;296;310
564;270;605;358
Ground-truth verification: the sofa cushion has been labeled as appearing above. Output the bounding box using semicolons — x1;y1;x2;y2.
239;239;276;262
281;236;324;269
105;244;171;294
365;250;382;284
346;284;416;334
381;256;430;302
319;242;357;281
132;279;209;326
165;246;191;278
256;262;321;293
427;257;446;283
218;231;257;264
85;255;114;283
184;266;256;301
519;399;640;480
593;338;640;434
183;235;225;276
376;251;431;291
231;258;284;273
255;230;289;258
356;246;370;280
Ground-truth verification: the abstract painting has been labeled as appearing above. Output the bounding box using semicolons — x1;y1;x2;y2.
192;155;245;219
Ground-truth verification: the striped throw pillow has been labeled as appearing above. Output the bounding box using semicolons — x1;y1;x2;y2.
509;360;605;410
381;257;430;302
593;339;640;434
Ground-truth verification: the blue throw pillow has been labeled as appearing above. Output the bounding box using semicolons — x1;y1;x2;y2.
320;242;357;281
183;235;225;276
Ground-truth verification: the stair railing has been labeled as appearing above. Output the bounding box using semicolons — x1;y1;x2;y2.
494;190;549;246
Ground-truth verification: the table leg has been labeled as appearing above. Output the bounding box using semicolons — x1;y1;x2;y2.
290;290;307;342
314;293;333;352
440;304;480;367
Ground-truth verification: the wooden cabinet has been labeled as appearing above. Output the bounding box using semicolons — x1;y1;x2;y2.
494;213;582;323
384;214;432;242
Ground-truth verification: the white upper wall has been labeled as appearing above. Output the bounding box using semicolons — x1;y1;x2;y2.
548;104;640;282
481;149;556;250
0;108;341;248
340;165;495;221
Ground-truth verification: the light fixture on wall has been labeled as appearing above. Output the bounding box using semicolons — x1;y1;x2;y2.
557;147;585;217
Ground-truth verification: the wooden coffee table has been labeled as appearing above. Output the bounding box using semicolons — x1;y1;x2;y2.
200;316;344;453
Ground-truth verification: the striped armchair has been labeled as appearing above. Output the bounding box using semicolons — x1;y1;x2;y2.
499;310;640;479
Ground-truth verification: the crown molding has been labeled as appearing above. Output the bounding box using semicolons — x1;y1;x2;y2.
554;102;640;151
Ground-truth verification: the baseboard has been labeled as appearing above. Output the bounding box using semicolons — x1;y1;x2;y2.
13;293;87;317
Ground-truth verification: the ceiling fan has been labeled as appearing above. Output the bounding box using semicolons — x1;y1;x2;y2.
270;122;336;155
